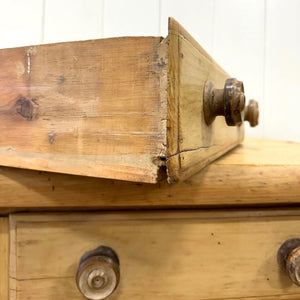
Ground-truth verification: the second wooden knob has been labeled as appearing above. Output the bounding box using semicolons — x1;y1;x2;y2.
76;246;120;300
203;78;259;127
278;238;300;286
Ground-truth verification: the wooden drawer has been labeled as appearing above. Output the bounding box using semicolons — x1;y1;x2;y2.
9;210;300;299
0;18;259;184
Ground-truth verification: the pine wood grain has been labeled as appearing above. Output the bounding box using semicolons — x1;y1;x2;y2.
0;138;298;212
9;210;300;299
166;17;244;182
0;218;8;300
0;36;168;183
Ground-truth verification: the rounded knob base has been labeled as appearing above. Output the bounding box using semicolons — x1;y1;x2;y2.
278;238;300;286
76;246;120;300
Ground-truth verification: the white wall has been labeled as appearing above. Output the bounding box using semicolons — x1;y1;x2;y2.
0;0;299;142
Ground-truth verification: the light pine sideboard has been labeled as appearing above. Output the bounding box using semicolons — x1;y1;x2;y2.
0;138;299;299
0;17;299;300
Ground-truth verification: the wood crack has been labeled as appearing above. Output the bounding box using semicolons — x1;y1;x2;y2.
167;144;217;159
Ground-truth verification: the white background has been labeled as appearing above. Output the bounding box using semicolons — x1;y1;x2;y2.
0;0;299;142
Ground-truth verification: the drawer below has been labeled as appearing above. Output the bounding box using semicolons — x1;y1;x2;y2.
9;210;300;300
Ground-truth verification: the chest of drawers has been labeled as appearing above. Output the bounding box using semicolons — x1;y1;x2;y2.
0;138;299;299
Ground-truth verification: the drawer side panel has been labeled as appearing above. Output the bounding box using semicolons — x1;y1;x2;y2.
0;37;168;183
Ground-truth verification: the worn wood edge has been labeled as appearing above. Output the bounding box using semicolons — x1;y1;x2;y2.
0;218;8;300
155;36;169;181
0;150;160;184
166;17;180;182
0;36;164;51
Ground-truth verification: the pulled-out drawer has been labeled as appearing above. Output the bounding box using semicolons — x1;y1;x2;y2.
10;210;300;299
0;18;259;184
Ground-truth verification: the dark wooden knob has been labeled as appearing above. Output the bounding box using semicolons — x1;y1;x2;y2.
244;99;259;127
76;246;120;299
277;239;300;286
203;78;259;127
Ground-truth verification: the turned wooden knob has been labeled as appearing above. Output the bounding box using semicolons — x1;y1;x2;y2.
277;239;300;286
76;246;120;299
244;99;259;127
203;78;259;127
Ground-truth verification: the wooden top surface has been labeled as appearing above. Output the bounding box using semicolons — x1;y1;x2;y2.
0;138;299;212
216;138;299;165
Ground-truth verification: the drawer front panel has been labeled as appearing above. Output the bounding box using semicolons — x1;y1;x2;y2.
167;17;244;182
10;211;300;299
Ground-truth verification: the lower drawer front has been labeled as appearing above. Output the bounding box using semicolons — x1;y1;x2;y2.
10;210;300;300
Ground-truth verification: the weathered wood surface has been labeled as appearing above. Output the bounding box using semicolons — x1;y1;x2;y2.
166;17;244;182
9;209;300;299
0;18;251;184
0;36;168;183
0;218;8;300
0;138;298;212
